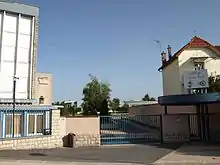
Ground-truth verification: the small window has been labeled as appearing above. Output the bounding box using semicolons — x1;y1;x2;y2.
5;114;22;137
27;113;44;136
39;96;44;104
194;62;204;70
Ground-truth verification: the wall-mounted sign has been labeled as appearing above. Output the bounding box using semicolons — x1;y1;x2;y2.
183;69;209;89
38;77;49;85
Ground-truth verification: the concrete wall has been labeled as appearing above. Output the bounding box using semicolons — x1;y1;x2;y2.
60;116;100;147
0;109;62;150
35;72;52;105
179;48;220;77
163;114;190;142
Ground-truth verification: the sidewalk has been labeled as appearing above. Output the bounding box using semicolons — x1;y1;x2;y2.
154;144;220;164
0;159;143;165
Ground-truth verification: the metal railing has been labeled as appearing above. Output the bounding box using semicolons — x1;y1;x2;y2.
100;114;162;145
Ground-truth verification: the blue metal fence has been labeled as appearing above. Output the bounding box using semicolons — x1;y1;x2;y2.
100;114;162;145
0;106;52;139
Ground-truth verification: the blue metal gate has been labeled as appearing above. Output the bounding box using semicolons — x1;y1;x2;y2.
100;114;162;145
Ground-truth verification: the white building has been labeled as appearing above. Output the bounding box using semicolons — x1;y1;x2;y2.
158;36;220;96
0;1;38;100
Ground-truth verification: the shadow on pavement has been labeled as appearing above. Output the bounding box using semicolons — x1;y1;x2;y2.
0;143;181;164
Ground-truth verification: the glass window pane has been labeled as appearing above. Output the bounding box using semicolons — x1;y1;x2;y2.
14;115;22;135
36;115;43;133
5;115;12;135
39;96;44;104
28;115;35;134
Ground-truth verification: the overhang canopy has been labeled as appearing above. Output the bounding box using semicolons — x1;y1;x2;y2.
0;105;54;111
158;93;220;106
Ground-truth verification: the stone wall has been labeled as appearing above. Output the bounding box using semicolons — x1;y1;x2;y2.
75;134;100;147
31;16;38;99
0;109;63;150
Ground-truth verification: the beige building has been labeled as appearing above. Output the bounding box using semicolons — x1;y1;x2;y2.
158;36;220;96
35;72;52;105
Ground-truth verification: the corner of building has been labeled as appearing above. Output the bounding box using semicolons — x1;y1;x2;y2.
35;72;53;105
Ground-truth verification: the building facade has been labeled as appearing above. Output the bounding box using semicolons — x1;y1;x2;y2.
35;72;52;105
0;1;38;100
158;36;220;96
0;1;62;150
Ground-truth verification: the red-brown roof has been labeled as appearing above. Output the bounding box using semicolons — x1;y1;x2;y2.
158;36;220;71
215;45;220;52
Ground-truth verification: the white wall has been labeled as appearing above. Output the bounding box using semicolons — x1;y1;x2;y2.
162;59;182;95
0;11;34;99
178;48;220;93
162;47;220;95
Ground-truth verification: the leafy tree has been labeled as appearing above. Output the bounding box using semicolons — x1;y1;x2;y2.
99;99;109;115
142;93;156;101
117;103;129;113
208;75;220;92
55;101;80;116
81;74;111;115
109;97;120;112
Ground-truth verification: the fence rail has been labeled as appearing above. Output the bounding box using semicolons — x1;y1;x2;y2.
100;114;162;145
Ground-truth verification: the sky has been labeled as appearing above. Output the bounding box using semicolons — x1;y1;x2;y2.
24;0;220;102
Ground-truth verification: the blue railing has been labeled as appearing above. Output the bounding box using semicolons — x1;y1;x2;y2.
100;115;162;145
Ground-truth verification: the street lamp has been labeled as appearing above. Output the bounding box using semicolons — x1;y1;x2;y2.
12;75;19;138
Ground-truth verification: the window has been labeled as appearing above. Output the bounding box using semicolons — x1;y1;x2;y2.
1;110;51;138
194;62;204;70
4;114;22;137
27;113;44;136
39;96;44;104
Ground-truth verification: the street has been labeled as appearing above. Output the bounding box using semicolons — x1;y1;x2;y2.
0;144;180;164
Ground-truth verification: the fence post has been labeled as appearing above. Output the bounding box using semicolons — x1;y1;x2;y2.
187;114;191;144
160;114;163;143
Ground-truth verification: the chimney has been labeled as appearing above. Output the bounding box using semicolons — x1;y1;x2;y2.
167;45;172;59
161;51;166;65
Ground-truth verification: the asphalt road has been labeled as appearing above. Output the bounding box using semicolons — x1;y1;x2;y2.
0;144;181;164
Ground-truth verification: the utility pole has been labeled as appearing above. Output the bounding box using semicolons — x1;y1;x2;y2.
12;75;19;138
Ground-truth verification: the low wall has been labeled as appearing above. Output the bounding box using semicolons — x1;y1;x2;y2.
0;109;62;150
162;114;189;142
60;116;100;147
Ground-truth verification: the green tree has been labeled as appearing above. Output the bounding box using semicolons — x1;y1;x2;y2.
81;74;111;115
142;93;156;101
55;101;80;116
109;97;120;112
208;75;220;92
117;103;129;113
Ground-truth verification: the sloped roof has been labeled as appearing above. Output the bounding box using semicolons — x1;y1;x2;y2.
158;36;220;71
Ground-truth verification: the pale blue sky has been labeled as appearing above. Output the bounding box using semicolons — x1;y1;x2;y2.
24;0;220;101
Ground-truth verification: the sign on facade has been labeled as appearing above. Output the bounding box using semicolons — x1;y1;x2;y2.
183;69;209;89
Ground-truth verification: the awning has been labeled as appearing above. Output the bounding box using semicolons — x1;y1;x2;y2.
0;105;54;111
158;93;220;106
